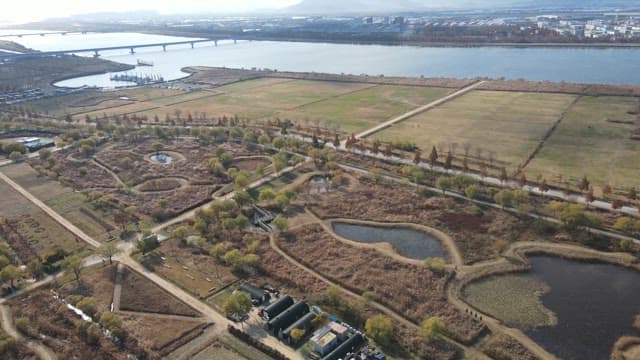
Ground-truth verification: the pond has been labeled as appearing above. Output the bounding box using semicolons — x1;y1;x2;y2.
473;256;640;359
332;222;445;260
149;153;173;164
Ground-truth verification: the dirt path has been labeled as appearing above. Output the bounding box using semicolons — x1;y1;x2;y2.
0;170;101;248
91;158;127;187
355;80;485;139
111;263;124;311
268;232;492;360
0;304;58;360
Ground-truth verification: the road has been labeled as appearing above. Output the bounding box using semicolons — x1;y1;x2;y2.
355;80;485;139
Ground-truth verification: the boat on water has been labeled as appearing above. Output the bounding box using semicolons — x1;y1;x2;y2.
136;59;154;67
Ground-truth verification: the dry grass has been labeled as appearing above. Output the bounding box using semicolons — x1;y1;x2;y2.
526;95;640;190
279;224;484;343
462;274;557;328
481;333;541;360
375;90;576;168
154;238;238;298
119;267;201;317
121;315;208;354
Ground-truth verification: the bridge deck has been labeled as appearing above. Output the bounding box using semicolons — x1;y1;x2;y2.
1;39;219;61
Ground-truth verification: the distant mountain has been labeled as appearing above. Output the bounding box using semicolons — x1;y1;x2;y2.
285;0;640;14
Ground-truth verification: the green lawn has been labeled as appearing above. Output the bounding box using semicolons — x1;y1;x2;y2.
525;96;640;190
375;90;577;169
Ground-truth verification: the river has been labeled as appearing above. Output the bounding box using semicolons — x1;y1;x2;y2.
3;30;640;87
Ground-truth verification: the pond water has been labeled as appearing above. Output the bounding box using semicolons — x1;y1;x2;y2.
150;153;173;164
517;256;640;359
332;222;445;260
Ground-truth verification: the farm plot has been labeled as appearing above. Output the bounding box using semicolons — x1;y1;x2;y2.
375;90;576;170
280;84;452;134
2;163;116;240
0;180;87;263
525;95;640;190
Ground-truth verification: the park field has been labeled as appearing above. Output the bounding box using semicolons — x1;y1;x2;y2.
375;90;577;168
51;77;453;134
525;95;640;191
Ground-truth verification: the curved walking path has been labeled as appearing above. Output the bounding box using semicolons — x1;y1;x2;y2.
91;158;127;188
355;80;485;139
0;304;58;360
269;231;492;360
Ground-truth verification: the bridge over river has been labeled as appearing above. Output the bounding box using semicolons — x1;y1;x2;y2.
0;38;233;61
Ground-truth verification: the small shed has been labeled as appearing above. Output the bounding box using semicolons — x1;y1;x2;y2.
311;327;339;356
238;283;270;305
328;321;349;342
261;295;294;320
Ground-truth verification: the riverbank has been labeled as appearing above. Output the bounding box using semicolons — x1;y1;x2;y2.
0;55;133;92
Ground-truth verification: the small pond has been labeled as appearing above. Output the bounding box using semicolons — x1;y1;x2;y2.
150;153;173;164
506;256;640;359
332;223;445;260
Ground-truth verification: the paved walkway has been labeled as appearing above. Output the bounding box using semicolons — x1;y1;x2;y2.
355;80;485;139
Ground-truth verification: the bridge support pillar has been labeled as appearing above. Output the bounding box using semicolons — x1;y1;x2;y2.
190;42;194;49
94;50;100;57
234;39;237;44
214;40;218;47
130;47;135;54
162;45;166;52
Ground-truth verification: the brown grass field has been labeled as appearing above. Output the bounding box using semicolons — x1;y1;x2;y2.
374;90;577;169
525;95;640;190
119;267;202;317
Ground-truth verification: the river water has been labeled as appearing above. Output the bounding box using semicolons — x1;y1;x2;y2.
3;30;640;87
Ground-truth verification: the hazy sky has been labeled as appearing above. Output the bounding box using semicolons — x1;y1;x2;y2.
0;0;301;23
